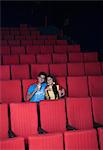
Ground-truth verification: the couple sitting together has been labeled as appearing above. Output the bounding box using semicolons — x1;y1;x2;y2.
26;72;65;102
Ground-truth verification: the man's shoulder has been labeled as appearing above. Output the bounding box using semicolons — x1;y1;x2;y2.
29;83;37;89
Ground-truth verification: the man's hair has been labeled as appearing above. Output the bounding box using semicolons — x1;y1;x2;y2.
38;72;47;78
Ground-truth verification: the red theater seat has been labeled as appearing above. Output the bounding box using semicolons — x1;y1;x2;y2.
22;79;37;101
68;53;83;62
49;64;67;76
67;45;80;53
26;46;41;54
0;80;22;103
0;46;10;55
0;104;8;139
11;64;30;80
15;35;25;40
83;52;98;62
20;54;36;64
68;63;85;76
31;64;49;78
67;76;88;97
40;100;66;133
21;40;32;46
3;55;19;65
8;40;20;46
53;54;67;63
54;45;67;53
88;76;103;96
92;97;103;125
36;54;52;64
45;39;56;45
10;103;38;139
11;46;25;55
64;129;98;149
0;137;25;150
56;77;67;91
40;46;53;54
28;133;63;150
32;40;44;45
84;62;101;75
0;65;10;80
66;98;93;130
98;128;103;150
56;40;68;45
1;40;8;46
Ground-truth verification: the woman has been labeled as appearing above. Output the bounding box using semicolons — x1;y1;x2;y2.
45;75;65;100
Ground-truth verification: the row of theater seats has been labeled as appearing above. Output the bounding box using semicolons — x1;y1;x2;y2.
0;63;103;80
1;40;69;46
0;128;103;150
0;76;103;103
0;99;103;138
0;52;98;64
0;45;81;55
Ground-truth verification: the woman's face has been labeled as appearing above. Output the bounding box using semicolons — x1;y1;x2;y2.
47;77;53;85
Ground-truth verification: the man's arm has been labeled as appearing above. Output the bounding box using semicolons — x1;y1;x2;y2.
26;88;37;101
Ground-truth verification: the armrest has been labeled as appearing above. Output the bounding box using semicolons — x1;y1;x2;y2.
38;127;48;134
66;124;77;130
8;129;16;138
94;122;103;128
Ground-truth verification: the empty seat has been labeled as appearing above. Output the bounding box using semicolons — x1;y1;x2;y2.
11;46;25;55
21;40;32;46
10;103;38;139
28;133;63;150
0;65;10;80
92;97;103;125
3;55;19;65
67;45;80;53
40;100;66;132
15;35;25;40
0;46;10;55
36;54;52;64
56;40;68;45
0;80;22;103
68;63;85;76
11;64;30;80
20;54;36;64
0;104;8;139
33;40;44;45
53;54;67;63
68;53;83;62
54;46;67;53
83;52;98;62
31;64;49;78
45;39;56;45
56;77;67;91
84;62;102;75
8;40;20;46
64;129;98;149
50;64;67;76
0;137;25;150
1;40;8;46
98;128;103;150
22;79;37;101
66;98;93;129
26;46;41;54
88;76;103;96
40;46;53;54
67;76;89;97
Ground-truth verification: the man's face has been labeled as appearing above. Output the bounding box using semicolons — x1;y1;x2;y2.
37;75;46;84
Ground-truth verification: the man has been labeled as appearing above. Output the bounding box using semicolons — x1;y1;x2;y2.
26;72;47;102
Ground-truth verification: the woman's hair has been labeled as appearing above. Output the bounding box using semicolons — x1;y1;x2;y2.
47;74;59;99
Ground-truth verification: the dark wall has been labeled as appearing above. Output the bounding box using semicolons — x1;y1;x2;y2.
1;1;103;50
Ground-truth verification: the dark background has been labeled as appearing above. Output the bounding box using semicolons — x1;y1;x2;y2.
1;1;103;51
